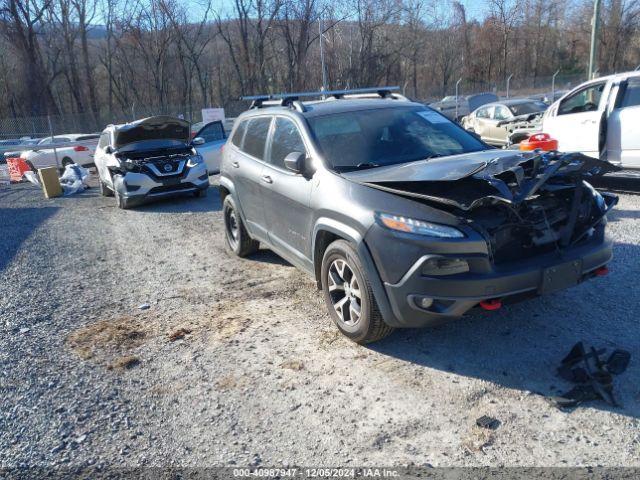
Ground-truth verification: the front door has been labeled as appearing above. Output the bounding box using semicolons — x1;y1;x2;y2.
261;116;314;270
543;81;607;157
608;77;640;168
193;121;226;173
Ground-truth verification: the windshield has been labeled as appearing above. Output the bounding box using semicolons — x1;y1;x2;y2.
508;101;547;116
307;106;487;172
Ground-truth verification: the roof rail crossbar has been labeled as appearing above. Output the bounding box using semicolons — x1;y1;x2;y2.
240;87;400;108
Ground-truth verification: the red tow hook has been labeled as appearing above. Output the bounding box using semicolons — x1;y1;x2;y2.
479;299;502;311
595;266;609;277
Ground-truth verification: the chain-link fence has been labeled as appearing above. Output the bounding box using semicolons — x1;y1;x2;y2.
419;72;594;104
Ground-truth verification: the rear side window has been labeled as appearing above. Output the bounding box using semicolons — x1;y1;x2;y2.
242;117;272;160
620;78;640;108
231;120;248;148
268;118;306;169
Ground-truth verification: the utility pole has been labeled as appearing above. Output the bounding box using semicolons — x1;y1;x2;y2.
588;0;602;80
319;15;328;93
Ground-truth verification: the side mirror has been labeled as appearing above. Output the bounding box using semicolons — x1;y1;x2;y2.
192;137;205;146
105;146;114;154
284;151;306;173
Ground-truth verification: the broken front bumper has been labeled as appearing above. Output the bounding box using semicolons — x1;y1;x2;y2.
113;162;209;204
379;231;613;328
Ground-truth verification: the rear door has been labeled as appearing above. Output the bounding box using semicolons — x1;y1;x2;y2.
490;105;513;145
261;116;314;269
474;106;496;144
543;81;608;157
229;116;272;241
608;76;640;168
193;121;226;173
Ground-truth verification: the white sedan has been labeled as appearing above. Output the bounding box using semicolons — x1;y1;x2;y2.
13;134;99;170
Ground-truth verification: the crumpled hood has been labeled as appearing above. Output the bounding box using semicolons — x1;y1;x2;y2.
114;116;190;149
343;150;619;211
342;150;535;183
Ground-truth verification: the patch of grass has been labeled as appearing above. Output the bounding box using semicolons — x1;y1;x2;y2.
67;316;147;361
168;327;192;342
280;359;305;371
108;355;141;370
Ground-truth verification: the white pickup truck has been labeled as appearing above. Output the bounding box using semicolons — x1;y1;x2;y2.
542;71;640;170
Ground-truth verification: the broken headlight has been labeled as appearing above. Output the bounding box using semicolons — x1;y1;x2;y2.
376;213;465;238
187;154;204;167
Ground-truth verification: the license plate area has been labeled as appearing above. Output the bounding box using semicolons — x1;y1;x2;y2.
539;260;583;294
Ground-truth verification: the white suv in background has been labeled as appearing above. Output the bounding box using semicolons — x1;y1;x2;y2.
94;116;209;209
543;71;640;170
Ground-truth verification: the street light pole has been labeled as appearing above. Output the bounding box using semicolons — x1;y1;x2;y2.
506;74;514;99
319;15;328;93
551;69;560;102
588;0;602;80
455;78;462;121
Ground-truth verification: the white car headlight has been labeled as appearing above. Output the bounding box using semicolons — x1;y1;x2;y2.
187;154;204;167
377;212;465;238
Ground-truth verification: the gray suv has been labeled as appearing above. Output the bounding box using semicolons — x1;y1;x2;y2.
219;88;617;344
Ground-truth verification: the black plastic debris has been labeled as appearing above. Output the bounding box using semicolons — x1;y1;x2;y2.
606;349;631;375
553;342;631;409
476;415;500;430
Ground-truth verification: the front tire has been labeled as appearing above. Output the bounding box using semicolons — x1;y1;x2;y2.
321;240;394;344
100;179;114;197
223;195;259;257
114;187;129;209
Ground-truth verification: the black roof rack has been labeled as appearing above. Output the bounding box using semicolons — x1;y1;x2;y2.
240;86;401;109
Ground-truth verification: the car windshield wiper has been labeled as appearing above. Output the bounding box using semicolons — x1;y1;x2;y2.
334;162;381;172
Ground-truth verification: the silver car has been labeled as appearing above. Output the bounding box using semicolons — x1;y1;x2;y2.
94;116;209;209
462;99;548;146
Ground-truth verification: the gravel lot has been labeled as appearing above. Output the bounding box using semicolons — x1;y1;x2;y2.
1;173;639;469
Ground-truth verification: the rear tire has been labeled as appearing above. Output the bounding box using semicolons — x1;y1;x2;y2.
223;195;259;257
321;240;394;344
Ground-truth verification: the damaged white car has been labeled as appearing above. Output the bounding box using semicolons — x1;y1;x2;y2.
94;116;209;209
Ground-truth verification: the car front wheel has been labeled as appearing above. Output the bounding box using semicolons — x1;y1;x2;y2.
223;195;259;257
321;240;394;344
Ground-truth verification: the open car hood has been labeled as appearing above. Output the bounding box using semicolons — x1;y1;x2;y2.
343;150;620;211
113;116;190;149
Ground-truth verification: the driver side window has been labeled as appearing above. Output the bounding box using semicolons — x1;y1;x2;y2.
558;83;605;115
493;106;511;120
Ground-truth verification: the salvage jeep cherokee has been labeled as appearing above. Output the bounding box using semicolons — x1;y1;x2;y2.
95;116;209;208
219;87;617;344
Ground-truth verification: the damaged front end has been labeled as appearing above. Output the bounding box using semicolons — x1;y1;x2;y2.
363;152;619;266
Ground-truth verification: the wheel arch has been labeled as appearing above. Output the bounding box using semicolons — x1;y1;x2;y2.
312;218;401;328
311;218;363;289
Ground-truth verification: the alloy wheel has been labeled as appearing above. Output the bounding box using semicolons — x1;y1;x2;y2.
327;258;362;326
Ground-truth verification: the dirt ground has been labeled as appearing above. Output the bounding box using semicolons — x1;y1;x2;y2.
1;174;639;469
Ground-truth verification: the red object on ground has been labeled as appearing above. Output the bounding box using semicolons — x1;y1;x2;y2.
595;266;609;277
479;299;502;311
6;157;31;182
519;133;559;151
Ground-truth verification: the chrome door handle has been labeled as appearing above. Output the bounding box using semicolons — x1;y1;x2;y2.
261;175;273;184
231;161;239;168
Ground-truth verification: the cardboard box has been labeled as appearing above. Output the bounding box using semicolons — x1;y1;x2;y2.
38;167;62;198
